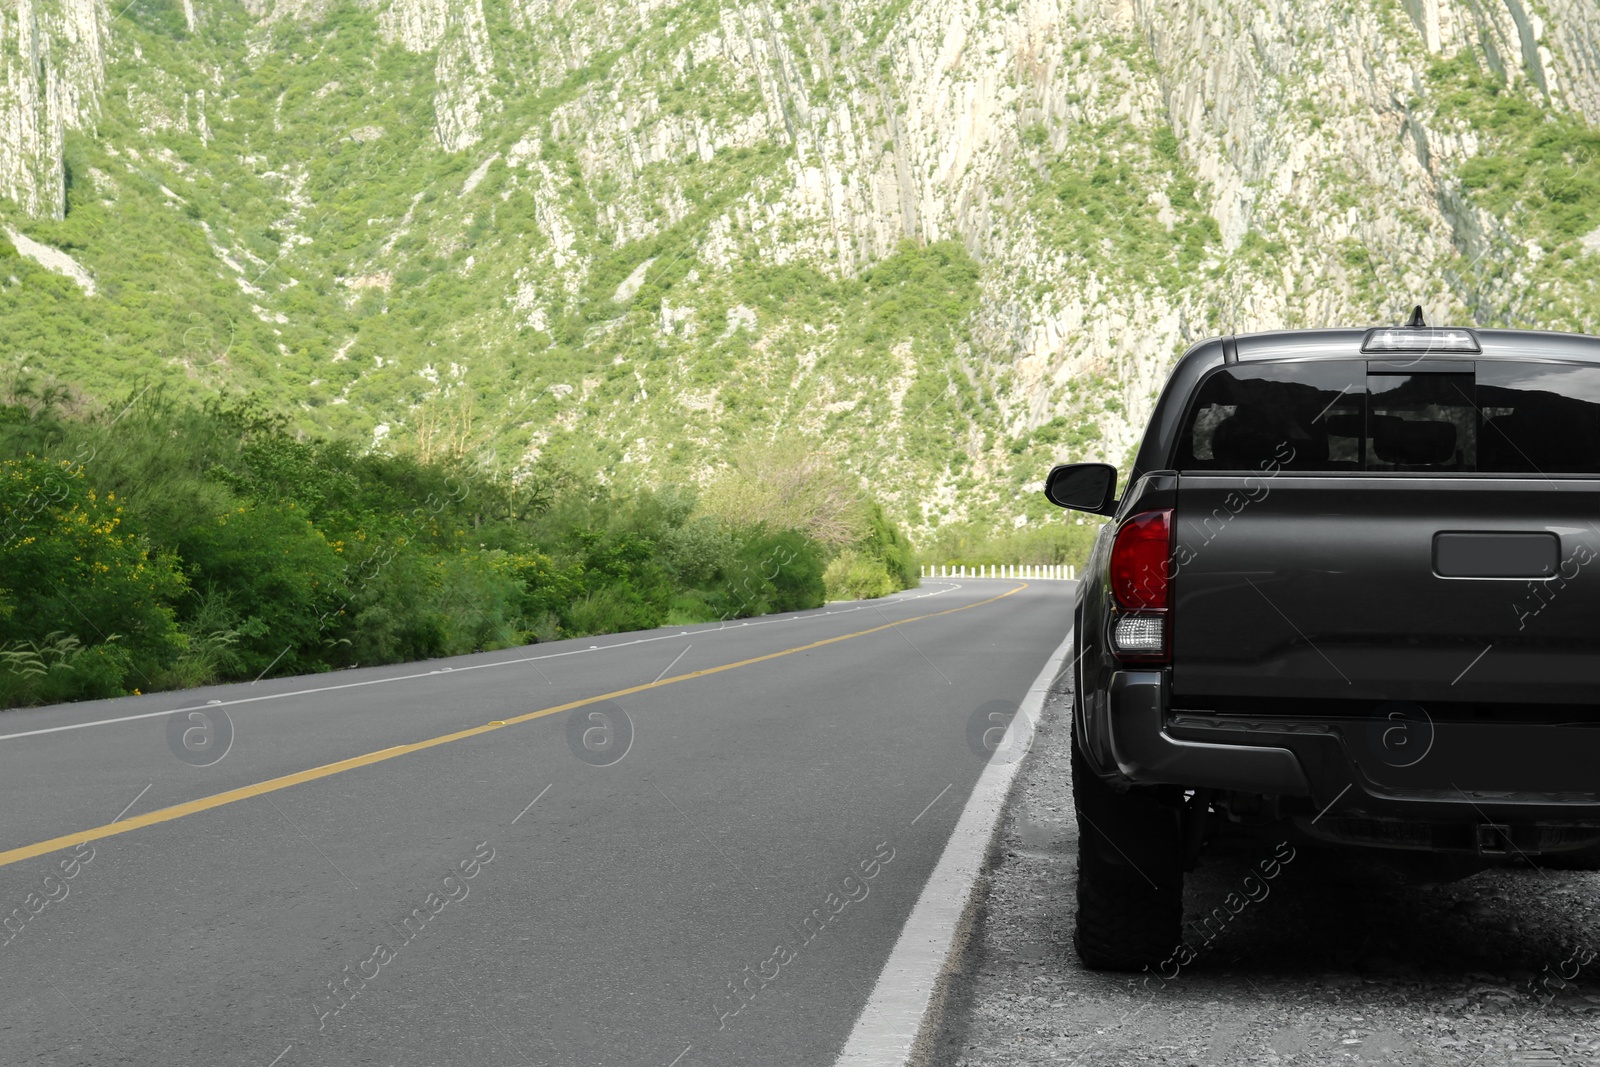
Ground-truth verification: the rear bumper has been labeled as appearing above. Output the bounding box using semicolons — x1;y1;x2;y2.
1098;670;1600;842
1104;671;1312;795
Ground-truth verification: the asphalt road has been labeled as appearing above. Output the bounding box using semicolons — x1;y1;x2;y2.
0;579;1074;1067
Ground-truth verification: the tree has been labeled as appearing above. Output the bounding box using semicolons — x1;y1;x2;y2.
701;436;867;548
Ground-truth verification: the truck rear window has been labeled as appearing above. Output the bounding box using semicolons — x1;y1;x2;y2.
1177;361;1600;475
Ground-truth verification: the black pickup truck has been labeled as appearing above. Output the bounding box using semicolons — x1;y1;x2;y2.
1044;311;1600;970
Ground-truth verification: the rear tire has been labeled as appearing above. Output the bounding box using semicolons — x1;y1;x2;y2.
1072;730;1184;971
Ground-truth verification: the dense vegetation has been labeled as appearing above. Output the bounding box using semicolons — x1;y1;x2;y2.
0;384;918;708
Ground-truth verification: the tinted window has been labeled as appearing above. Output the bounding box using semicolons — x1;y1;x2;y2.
1478;363;1600;475
1178;361;1600;474
1366;372;1475;472
1177;362;1364;472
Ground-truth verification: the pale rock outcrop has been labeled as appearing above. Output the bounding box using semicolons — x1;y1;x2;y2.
374;0;496;151
4;224;94;291
1543;0;1600;126
0;0;107;218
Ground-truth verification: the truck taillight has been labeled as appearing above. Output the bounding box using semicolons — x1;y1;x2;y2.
1110;510;1172;610
1108;509;1172;662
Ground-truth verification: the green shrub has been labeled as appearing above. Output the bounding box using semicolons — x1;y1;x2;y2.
178;501;347;678
522;611;562;643
701;440;867;548
505;551;581;625
154;587;250;689
432;550;524;654
566;586;661;636
665;591;720;625
857;501;918;589
337;548;521;665
824;550;894;601
0;457;188;696
660;515;737;587
717;527;827;616
0;633;87;707
0;632;139;706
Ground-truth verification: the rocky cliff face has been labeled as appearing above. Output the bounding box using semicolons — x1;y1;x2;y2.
0;0;107;219
3;0;1599;532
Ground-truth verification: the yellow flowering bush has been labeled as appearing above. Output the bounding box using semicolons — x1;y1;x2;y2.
0;458;187;702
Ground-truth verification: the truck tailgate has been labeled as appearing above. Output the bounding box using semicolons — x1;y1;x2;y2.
1171;475;1600;706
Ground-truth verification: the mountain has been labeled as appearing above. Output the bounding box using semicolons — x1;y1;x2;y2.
3;0;1600;536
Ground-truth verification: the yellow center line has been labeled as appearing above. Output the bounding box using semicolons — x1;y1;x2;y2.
0;584;1029;870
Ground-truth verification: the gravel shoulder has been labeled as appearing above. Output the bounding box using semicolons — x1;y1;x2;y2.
921;682;1600;1067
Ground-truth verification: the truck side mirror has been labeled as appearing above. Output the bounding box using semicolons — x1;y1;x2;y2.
1044;463;1117;514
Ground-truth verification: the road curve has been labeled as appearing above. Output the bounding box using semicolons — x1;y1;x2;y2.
0;579;1073;1067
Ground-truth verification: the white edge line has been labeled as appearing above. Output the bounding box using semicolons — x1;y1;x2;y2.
0;585;962;743
831;625;1075;1067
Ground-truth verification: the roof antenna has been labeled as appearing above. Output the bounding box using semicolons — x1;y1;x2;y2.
1405;305;1426;327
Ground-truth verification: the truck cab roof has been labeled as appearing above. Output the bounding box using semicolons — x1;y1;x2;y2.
1229;326;1600;364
